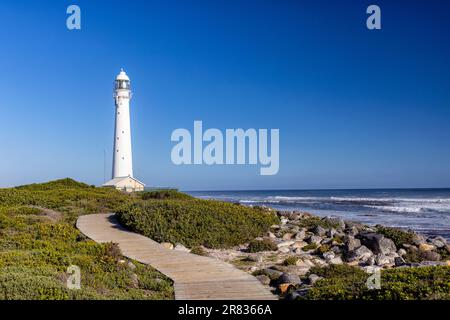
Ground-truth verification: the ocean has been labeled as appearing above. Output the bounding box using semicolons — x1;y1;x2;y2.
186;189;450;240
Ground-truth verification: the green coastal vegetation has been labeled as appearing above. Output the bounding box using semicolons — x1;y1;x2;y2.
0;178;278;299
0;178;449;300
304;264;450;300
0;179;173;299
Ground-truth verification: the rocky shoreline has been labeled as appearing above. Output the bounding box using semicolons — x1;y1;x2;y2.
197;210;450;299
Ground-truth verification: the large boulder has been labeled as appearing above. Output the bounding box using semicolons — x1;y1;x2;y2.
418;243;436;252
307;274;323;285
262;268;283;280
255;275;271;286
358;232;397;255
312;225;327;237
308;235;323;245
429;236;446;248
345;236;361;252
420;250;441;261
277;273;301;285
347;245;374;263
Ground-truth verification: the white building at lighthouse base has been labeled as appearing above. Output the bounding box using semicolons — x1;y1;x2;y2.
103;176;145;193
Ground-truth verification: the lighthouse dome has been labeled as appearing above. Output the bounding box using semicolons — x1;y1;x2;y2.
116;69;130;81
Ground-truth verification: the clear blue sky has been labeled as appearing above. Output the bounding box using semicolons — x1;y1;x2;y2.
1;0;449;190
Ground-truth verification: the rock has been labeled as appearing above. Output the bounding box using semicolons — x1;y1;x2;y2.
329;256;343;265
312;225;327;237
277;273;301;285
161;242;174;250
286;288;310;300
412;234;427;246
358;232;397;255
130;273;139;288
312;258;328;267
280;217;289;225
256;275;271;286
430;236;446;248
307;274;323;285
277;240;295;248
267;231;276;239
292;241;308;249
394;256;406;266
294;259;310;268
347;245;374;263
445;244;450;254
418;243;435;252
174;244;190;252
308;235;323;245
327;228;337;238
331;246;343;254
345;236;361;252
322;251;335;262
246;255;263;263
262;269;283;280
324;217;346;230
278;247;291;253
282;233;293;240
420;250;441;261
375;253;395;266
127;261;137;270
345;226;359;237
397;248;407;256
295;229;306;240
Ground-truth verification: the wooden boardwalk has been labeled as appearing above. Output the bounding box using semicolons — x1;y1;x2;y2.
76;213;277;300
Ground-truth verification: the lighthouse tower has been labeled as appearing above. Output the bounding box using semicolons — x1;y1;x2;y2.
103;69;145;192
112;69;133;178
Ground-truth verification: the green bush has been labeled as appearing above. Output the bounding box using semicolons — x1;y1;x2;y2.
375;225;416;247
317;244;331;254
116;200;279;249
139;189;193;200
304;265;450;300
247;239;278;253
0;179;174;300
190;246;208;256
302;243;318;251
297;216;339;230
283;256;299;266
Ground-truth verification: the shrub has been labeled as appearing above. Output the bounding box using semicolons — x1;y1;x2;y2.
0;179;174;300
116;200;279;249
304;265;450;300
297;216;339;230
247;239;278;253
317;244;331;254
283;256;299;266
302;243;318;251
139;190;193;200
15;178;90;191
190;246;208;256
375;225;416;247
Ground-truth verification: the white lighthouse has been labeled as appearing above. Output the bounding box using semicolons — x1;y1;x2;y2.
103;69;145;192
